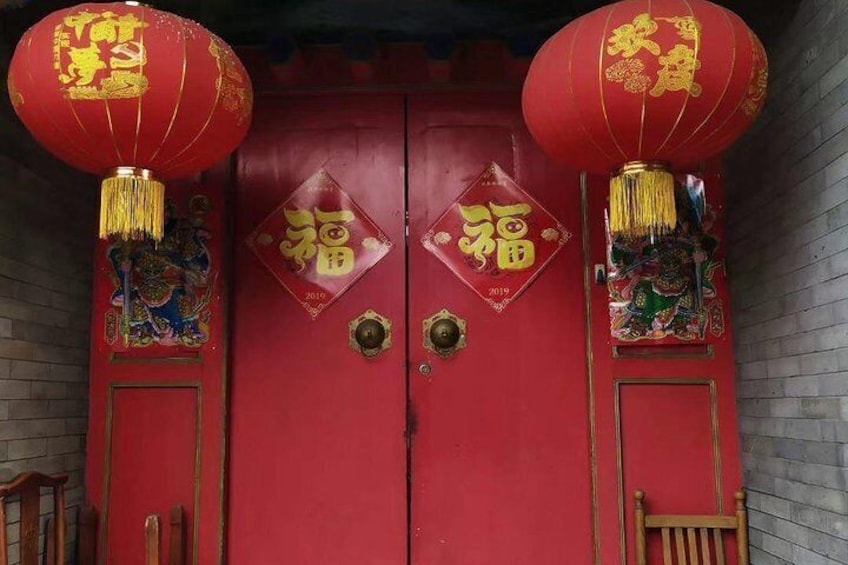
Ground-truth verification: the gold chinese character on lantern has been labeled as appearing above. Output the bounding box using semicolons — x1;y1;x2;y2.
458;202;536;271
54;9;149;100
604;12;703;99
279;208;357;277
607;13;661;58
651;44;702;97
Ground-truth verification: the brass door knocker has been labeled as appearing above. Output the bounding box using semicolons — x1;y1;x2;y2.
349;310;392;358
422;309;467;359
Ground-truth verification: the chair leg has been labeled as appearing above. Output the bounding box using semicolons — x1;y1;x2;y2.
145;515;161;565
736;491;749;565
169;506;185;565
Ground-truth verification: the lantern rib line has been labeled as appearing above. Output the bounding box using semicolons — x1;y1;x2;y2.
66;100;96;147
567;13;615;165
665;6;737;157
598;3;629;161
638;0;653;159
104;100;125;165
695;12;753;151
24;24;98;172
133;5;147;163
158;38;224;173
654;0;699;157
149;15;188;164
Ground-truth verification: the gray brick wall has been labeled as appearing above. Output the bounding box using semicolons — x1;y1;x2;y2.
726;1;848;564
0;44;96;562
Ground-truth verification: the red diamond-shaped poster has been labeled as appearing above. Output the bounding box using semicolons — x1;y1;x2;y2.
247;170;392;319
422;162;571;312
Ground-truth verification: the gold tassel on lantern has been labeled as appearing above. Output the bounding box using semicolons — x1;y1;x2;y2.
609;161;677;238
99;167;165;241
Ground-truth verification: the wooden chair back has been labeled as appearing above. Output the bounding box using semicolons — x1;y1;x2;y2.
0;472;67;565
145;506;186;565
634;490;749;565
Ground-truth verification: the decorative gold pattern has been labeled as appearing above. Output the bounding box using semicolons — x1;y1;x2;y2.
433;231;452;245
605;59;652;93
541;227;562;242
7;75;23;108
742;31;768;118
605;13;702;98
54;9;149;100
658;16;702;41
208;36;252;125
362;237;383;250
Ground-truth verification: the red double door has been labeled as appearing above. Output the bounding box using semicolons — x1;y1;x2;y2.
229;91;594;563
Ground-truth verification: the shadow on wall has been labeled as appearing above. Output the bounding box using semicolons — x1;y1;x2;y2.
0;0;806;51
732;0;802;47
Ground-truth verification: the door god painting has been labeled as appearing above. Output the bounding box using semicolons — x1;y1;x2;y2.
105;194;215;348
607;186;726;343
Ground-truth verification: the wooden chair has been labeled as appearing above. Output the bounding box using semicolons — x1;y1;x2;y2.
0;472;68;565
634;490;749;565
145;506;186;565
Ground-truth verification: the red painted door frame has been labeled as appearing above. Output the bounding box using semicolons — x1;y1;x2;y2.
85;42;745;564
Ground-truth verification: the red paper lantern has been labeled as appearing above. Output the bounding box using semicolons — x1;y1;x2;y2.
522;0;767;236
7;2;253;240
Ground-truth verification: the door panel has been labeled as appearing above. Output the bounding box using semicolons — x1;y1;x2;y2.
228;94;407;564
105;387;199;563
407;92;594;565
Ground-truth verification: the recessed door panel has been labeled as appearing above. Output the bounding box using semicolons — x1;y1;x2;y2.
407;92;594;565
105;387;199;564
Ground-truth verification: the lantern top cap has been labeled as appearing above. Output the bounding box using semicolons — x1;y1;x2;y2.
616;161;671;176
106;167;159;182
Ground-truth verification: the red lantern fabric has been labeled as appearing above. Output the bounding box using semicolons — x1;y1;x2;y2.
7;2;252;239
522;0;767;175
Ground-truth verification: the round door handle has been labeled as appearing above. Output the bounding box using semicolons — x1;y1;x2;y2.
422;309;467;359
429;318;461;351
349;310;392;358
355;318;386;351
